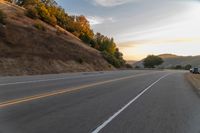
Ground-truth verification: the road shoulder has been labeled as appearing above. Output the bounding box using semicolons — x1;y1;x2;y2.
185;73;200;95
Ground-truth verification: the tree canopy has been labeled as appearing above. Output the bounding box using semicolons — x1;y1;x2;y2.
143;55;164;68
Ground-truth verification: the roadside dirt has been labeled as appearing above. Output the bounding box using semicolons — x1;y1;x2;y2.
185;73;200;95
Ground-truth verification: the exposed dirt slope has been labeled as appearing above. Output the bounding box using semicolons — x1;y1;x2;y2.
0;1;114;76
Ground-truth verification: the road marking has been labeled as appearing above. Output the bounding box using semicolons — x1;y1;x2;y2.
92;74;170;133
0;72;106;86
0;72;160;108
0;77;71;86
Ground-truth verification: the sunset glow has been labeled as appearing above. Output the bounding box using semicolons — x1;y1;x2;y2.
57;0;200;60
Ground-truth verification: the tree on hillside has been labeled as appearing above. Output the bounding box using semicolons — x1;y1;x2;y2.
143;55;164;68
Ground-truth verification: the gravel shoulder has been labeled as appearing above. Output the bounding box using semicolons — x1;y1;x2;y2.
185;73;200;95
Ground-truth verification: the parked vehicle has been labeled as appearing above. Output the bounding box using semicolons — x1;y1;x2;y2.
190;67;199;74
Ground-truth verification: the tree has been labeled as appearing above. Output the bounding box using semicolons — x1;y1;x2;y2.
143;55;163;68
175;65;183;70
184;64;192;70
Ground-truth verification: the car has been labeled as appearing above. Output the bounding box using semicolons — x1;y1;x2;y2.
190;67;199;74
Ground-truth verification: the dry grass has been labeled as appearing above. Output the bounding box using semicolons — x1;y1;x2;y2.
185;73;200;94
0;1;114;76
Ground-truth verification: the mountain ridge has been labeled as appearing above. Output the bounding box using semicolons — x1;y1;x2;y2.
133;54;200;68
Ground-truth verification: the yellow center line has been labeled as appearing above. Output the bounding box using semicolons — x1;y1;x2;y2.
0;72;162;109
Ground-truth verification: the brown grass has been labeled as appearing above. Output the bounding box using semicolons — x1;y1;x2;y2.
0;1;114;76
185;73;200;94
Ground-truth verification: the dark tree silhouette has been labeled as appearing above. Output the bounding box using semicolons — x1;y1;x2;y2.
143;55;164;68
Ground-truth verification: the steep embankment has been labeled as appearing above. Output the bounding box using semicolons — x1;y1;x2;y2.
0;1;114;75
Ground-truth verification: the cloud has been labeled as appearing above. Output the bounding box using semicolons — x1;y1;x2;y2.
118;37;200;47
86;16;104;25
92;0;134;7
86;16;116;25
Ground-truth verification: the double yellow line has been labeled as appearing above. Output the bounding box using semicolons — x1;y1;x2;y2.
0;72;160;109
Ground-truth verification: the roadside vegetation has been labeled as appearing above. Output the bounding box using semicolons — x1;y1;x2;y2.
170;64;192;70
5;0;125;68
0;9;6;25
33;21;46;31
143;55;164;68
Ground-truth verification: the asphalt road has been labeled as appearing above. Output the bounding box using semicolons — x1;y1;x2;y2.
0;70;200;133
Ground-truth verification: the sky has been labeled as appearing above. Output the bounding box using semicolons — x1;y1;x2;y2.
56;0;200;60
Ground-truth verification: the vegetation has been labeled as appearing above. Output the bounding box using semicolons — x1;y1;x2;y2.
135;65;140;69
26;6;39;19
33;21;46;31
174;65;183;70
143;55;164;68
125;64;133;69
184;64;192;70
0;9;6;25
5;0;125;68
102;51;124;68
170;64;192;70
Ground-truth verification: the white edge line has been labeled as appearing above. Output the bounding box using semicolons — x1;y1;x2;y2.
92;73;170;133
0;72;157;86
0;77;69;86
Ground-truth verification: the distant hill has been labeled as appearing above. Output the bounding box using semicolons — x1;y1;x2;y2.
126;60;137;65
0;1;113;75
158;54;178;59
133;54;200;68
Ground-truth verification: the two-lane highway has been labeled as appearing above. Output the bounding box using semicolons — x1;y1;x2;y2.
0;70;200;133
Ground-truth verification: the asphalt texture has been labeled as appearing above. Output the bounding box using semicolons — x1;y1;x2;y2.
0;70;200;133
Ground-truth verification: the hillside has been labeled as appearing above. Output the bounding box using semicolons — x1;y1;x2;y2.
133;54;200;68
0;1;114;76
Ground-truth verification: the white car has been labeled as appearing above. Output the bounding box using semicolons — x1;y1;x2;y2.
190;67;199;74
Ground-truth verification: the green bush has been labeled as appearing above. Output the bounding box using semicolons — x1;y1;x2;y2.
143;55;163;68
0;10;6;25
33;22;46;31
102;51;121;68
26;7;38;19
36;3;57;26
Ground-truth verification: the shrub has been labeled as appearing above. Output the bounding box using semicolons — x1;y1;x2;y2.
77;58;84;64
101;51;121;68
46;15;57;26
0;10;6;25
135;66;140;69
184;64;192;70
175;65;183;70
125;64;133;69
33;22;46;31
36;3;57;26
26;7;38;19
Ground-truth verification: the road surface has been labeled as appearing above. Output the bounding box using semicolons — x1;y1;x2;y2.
0;70;200;133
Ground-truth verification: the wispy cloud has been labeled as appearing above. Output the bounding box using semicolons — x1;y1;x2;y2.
118;37;200;47
86;16;116;25
92;0;134;7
